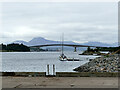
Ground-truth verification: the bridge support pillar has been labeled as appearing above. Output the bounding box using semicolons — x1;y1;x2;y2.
74;47;77;52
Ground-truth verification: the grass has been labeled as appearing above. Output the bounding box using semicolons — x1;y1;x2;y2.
2;72;118;77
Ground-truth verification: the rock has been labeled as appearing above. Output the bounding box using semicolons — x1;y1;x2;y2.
74;55;118;72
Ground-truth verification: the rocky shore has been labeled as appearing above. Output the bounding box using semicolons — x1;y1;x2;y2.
74;54;119;72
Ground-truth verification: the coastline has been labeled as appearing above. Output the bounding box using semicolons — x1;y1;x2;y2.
74;54;118;73
1;72;118;77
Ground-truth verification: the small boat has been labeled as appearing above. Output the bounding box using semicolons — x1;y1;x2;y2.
59;54;81;61
59;54;67;61
59;34;67;61
59;34;81;61
67;58;80;61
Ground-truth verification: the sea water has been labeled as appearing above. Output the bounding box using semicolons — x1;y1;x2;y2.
1;51;100;72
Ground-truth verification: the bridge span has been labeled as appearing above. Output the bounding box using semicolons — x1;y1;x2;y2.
30;44;103;52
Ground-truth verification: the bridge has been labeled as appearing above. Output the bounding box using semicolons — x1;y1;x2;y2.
30;44;104;52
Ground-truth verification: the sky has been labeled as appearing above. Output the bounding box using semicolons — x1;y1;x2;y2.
0;2;118;44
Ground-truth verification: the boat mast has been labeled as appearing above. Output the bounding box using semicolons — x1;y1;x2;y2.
62;33;64;55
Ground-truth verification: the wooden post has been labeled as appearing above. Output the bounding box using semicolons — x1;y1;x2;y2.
47;64;49;75
53;64;55;75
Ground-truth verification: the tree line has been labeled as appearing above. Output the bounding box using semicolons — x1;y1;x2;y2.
87;46;120;53
0;43;30;52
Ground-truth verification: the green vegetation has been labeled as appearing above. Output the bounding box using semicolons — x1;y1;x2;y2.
2;72;118;77
82;46;120;55
56;72;118;77
87;47;120;52
96;47;120;53
0;43;30;52
82;47;101;55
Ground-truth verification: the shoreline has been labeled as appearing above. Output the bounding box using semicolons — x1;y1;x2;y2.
74;54;118;73
1;72;118;77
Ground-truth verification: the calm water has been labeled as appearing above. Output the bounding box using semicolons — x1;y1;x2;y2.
1;51;100;72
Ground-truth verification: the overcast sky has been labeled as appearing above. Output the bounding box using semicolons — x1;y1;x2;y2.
0;2;118;44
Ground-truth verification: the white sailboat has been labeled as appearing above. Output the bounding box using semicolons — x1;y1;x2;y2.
59;34;81;61
59;34;67;61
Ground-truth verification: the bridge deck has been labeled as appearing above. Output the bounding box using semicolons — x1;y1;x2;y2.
29;44;103;48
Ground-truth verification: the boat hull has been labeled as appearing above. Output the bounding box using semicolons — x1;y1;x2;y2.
59;58;82;61
67;58;80;61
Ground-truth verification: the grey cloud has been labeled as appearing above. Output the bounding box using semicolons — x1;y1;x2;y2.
1;2;118;44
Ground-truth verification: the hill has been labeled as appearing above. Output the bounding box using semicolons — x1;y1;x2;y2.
13;37;118;47
13;37;78;46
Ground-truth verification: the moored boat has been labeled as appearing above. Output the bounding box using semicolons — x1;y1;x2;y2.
59;34;81;61
67;58;80;61
59;54;67;61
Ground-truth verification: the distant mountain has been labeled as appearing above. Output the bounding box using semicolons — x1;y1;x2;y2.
13;37;77;46
111;42;118;47
13;37;118;47
28;37;58;45
82;41;113;47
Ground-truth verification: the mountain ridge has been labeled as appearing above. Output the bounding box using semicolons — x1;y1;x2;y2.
13;37;118;47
